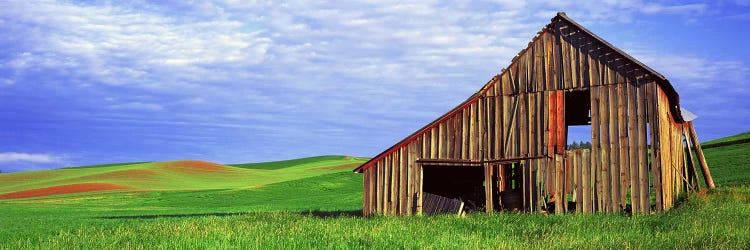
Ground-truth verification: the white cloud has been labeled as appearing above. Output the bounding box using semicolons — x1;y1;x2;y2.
629;50;749;89
640;3;707;15
107;102;165;111
0;153;60;163
1;0;271;89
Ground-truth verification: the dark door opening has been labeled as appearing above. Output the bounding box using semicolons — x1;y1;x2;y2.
422;165;485;212
498;163;524;211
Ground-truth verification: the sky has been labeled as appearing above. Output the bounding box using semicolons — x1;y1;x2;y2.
1;0;748;172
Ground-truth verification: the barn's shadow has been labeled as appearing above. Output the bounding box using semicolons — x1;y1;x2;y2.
97;210;362;220
98;212;252;220
296;210;361;218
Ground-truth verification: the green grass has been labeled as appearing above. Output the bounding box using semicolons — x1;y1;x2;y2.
62;162;152;169
0;135;748;249
702;131;750;147
703;142;750;186
227;155;365;170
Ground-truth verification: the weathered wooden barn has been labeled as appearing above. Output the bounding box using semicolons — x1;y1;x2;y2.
353;13;714;215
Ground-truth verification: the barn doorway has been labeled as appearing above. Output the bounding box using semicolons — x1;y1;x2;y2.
497;162;524;211
421;165;486;212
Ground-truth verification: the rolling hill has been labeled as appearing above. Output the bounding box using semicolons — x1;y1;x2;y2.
0;156;367;200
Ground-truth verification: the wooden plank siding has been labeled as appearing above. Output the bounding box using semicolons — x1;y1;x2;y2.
355;13;697;216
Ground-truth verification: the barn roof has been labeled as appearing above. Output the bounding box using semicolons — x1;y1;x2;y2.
354;12;685;173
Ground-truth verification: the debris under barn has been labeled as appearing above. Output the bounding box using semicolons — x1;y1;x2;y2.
353;12;714;215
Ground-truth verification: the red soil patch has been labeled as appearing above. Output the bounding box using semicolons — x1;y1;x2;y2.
0;183;132;200
158;160;233;174
0;171;67;185
75;169;156;181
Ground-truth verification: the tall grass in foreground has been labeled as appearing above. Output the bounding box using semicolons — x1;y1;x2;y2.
3;186;748;249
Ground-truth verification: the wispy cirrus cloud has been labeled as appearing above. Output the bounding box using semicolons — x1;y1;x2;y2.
0;152;60;163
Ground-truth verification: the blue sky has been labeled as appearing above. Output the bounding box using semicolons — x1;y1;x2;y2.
1;1;748;172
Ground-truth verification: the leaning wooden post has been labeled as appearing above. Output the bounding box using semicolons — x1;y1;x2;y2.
686;121;715;189
682;127;699;190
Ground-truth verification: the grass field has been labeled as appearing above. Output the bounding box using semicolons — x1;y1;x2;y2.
0;137;748;248
702;131;750;147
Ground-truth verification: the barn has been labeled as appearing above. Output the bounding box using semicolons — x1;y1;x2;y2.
353;13;714;215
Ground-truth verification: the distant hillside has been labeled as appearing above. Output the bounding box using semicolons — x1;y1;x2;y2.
702;132;750;186
0;156;366;200
702;132;750;149
62;162;152;169
228;155;367;170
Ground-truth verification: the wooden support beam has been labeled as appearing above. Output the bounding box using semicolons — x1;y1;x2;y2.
554;154;564;214
683;126;699;190
686;121;715;189
485;163;495;213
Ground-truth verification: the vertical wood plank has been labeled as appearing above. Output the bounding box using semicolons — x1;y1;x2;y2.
393;152;400;214
564;151;572;213
609;84;621;212
617;84;629;209
363;168;369;216
627;82;640;213
545;32;554;91
417;163;423;214
479;98;486;160
400;147;408;215
521;94;528;158
462;110;469;159
485;164;494;213
599;84;611;212
407;142;415;214
522;159;528;211
556;91;565;154
387;155;394;215
498;96;504;159
487;98;494;160
647;82;662;212
637;82;650;213
549;91;557;156
575;149;583;213
582;149;592;213
530;93;537;158
555;154;563;214
469;104;476;159
439;123;446;159
590;85;601;212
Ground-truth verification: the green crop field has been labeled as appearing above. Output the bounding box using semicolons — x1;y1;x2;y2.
0;138;748;249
